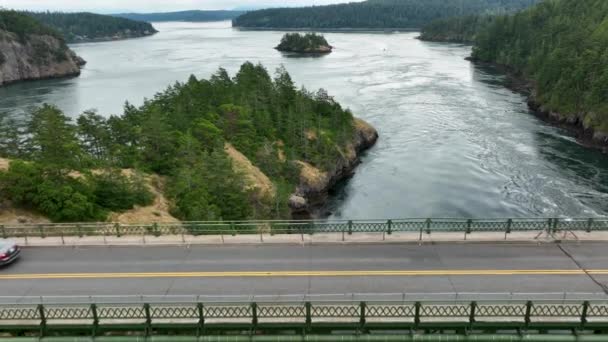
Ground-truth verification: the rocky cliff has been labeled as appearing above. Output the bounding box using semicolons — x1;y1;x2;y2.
0;30;85;86
289;118;378;217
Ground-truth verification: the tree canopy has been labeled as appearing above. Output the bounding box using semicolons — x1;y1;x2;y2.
233;0;540;29
0;10;63;41
472;0;608;135
0;63;357;222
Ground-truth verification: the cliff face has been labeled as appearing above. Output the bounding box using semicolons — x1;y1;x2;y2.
0;30;85;86
289;118;379;217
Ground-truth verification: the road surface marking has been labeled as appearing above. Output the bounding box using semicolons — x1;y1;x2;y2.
1;269;607;280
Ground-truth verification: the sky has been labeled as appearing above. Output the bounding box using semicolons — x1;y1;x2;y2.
0;0;362;13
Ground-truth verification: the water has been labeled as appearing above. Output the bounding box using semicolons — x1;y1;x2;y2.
1;21;607;219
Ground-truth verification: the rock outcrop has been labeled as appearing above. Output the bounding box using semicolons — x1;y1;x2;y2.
289;118;379;217
0;30;85;86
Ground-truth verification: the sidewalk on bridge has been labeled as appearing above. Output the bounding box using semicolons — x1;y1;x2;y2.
5;230;608;247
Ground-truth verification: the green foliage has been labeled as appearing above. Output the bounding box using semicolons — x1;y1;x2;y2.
233;0;540;29
472;0;608;134
91;171;154;212
0;161;153;222
24;11;157;43
0;112;25;158
0;161;106;222
25;104;83;171
0;10;63;41
276;33;331;53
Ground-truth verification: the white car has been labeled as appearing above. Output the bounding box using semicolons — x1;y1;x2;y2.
0;241;20;266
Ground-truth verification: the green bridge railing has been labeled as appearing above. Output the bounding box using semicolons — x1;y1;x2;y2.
1;300;608;340
1;217;607;239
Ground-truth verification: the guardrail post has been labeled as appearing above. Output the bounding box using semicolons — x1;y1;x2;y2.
305;302;312;332
465;219;472;240
38;304;47;337
469;301;477;325
197;303;205;336
425;219;431;235
506;219;512;236
144;303;152;336
115;223;121;237
153;222;160;237
251;302;258;330
387;220;393;235
77;224;83;238
525;301;532;327
414;302;421;328
581;301;589;327
587;218;594;233
1;225;6;239
91;303;99;337
38;224;45;238
359;301;367;331
553;218;559;233
231;221;236;236
348;220;353;235
547;218;553;234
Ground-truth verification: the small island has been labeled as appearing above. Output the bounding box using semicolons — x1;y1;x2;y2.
276;33;332;54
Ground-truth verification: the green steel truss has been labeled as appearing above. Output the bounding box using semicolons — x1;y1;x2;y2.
1;217;608;238
1;300;608;339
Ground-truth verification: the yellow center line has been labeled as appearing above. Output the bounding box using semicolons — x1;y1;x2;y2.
1;269;607;280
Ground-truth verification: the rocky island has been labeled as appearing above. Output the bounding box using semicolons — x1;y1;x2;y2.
276;33;333;54
0;10;85;86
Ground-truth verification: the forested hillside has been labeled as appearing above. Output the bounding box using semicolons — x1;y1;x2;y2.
114;10;245;22
419;0;540;43
233;0;539;29
471;0;608;141
0;63;376;222
25;12;157;43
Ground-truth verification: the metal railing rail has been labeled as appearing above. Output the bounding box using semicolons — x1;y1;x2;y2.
0;299;608;337
2;292;608;304
1;217;608;239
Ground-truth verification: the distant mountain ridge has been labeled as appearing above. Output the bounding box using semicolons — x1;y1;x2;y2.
113;10;245;22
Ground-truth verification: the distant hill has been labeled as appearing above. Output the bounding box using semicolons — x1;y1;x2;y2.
113;10;245;23
233;0;540;29
25;12;157;43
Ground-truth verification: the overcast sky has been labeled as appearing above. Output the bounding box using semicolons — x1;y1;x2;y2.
0;0;362;13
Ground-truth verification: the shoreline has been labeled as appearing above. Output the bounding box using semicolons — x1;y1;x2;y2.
68;31;158;44
467;57;608;154
290;118;379;219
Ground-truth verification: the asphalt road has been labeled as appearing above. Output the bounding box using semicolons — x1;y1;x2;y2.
0;243;607;302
